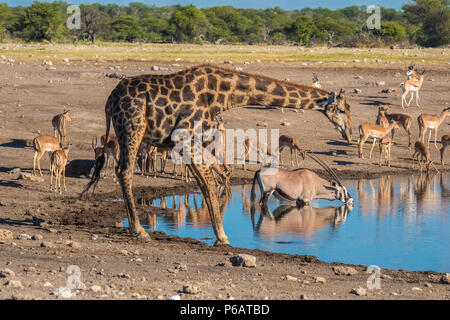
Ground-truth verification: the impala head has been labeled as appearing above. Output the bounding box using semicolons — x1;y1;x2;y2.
63;109;72;122
312;73;319;83
406;63;415;76
378;104;388;112
324;89;352;144
442;107;450;115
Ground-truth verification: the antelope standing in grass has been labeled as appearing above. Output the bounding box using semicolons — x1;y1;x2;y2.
418;108;450;149
251;153;353;207
278;135;306;166
32;135;61;176
378;136;392;167
412;141;439;173
376;105;413;149
401;68;425;108
92;135;119;177
311;73;321;88
52;109;72;146
440;134;450;168
50;147;69;193
358;121;400;159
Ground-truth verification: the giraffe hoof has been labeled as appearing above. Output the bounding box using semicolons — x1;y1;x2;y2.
213;239;230;246
136;231;151;242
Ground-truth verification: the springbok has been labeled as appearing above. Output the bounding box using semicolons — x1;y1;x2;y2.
311;73;321;88
50;147;69;193
32;135;61;176
52;109;72;146
378;136;392;167
358;121;400;159
401;68;425;108
440;134;450;168
250;153;353;207
92;135;119;177
418;108;450;149
376;105;413;149
412;141;439;173
137;141;153;175
278;135;306;166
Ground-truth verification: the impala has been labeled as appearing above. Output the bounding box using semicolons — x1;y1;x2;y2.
418;108;450;149
376;105;413;149
32;135;61;176
278;134;306;166
92;135;119;177
412;141;439;173
378;136;392;167
311;73;321;89
358;121;400;159
401;68;425;108
50;147;69;193
52;109;72;146
242;137;276;171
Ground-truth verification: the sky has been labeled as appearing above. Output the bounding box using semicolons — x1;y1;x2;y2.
1;0;411;11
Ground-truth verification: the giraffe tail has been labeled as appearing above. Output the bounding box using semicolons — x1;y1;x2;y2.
80;154;105;199
250;169;260;203
80;98;113;199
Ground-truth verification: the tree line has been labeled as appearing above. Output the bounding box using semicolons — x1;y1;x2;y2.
0;0;448;47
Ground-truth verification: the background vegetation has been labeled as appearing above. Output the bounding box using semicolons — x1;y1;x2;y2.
0;0;448;47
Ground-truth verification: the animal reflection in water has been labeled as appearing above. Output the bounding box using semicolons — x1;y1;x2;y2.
140;187;230;229
252;204;351;238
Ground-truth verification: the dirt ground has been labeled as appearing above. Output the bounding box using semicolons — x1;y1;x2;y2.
0;57;449;300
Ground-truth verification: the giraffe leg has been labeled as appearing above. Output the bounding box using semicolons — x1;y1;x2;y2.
187;163;229;245
115;124;149;240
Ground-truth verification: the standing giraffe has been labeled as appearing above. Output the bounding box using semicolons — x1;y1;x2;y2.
81;64;352;245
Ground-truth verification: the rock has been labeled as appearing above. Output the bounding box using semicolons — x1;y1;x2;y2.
43;282;53;287
230;254;256;268
281;122;291;126
314;276;326;284
151;65;160;71
332;266;358;276
67;241;81;249
5;280;23;289
7;167;21;175
32;234;43;241
350;287;367;296
299;294;309;300
424;283;432;288
285;275;298;281
256;121;268;127
18;172;44;182
0;268;15;278
411;287;422;291
52;287;74;298
90;234;98;240
353;88;361;94
91;285;102;293
62;58;69;63
234;67;243;71
354;75;363;79
40;241;55;248
376;81;385;86
0;229;13;240
440;273;450;284
17;233;32;240
105;72;124;79
223;60;232;64
168;295;181;300
353;59;361;63
119;249;128;256
182;285;199;294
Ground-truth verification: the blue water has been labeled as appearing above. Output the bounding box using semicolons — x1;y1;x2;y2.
124;173;450;272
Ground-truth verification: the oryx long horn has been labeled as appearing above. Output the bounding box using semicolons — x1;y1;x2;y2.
306;152;344;187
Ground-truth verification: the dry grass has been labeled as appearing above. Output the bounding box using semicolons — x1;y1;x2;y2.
1;42;448;66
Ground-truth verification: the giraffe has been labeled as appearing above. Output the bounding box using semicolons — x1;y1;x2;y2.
81;64;352;245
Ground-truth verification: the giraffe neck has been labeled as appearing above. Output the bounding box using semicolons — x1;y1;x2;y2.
190;65;331;115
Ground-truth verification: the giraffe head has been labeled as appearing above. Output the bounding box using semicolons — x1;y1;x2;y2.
323;89;352;143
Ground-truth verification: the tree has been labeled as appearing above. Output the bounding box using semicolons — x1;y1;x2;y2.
168;5;210;42
403;0;449;47
372;21;407;43
110;15;142;42
287;15;315;44
17;1;65;42
81;6;107;43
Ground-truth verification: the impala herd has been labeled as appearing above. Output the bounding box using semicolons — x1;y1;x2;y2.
30;65;448;197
